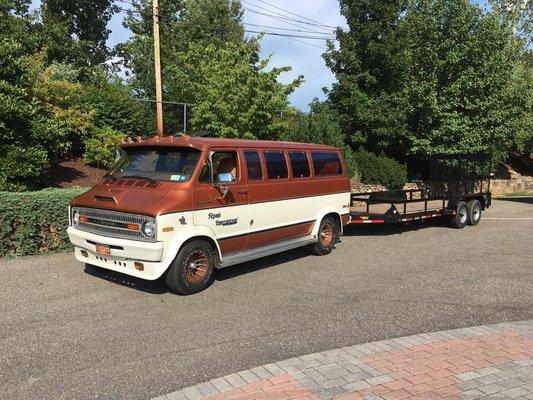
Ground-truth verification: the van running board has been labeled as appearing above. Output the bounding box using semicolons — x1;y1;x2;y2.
218;235;318;269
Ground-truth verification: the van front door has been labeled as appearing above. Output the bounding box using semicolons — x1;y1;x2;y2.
192;149;249;257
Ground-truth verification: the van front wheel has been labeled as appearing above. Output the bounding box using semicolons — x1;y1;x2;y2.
165;240;215;295
311;216;338;255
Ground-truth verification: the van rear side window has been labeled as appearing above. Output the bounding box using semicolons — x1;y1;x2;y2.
244;151;262;181
312;152;343;176
289;151;310;178
265;151;288;179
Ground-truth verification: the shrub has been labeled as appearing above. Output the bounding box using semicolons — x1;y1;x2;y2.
353;150;407;189
0;187;87;257
83;126;124;168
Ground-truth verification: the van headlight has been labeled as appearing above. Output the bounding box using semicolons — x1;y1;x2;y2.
72;210;80;226
141;220;156;238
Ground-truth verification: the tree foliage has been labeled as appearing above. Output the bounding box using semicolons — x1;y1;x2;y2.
119;0;301;138
41;0;117;70
325;0;531;163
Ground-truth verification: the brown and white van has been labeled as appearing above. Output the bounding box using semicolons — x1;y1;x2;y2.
68;135;351;294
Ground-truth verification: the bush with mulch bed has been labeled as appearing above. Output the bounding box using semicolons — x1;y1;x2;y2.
0;187;88;257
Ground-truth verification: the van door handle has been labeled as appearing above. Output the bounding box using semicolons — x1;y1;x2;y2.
237;189;248;194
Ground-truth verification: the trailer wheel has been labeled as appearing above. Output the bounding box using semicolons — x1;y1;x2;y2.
311;216;338;255
450;201;468;229
165;240;215;295
467;199;482;226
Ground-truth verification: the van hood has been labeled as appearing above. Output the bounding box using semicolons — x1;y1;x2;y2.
71;178;194;216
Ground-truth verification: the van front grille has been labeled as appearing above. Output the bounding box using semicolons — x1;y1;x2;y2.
71;207;156;242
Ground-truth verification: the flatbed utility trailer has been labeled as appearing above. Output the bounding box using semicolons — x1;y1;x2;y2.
348;154;492;228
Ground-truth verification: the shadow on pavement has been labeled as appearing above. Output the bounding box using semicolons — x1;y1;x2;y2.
495;196;533;205
214;247;311;281
82;218;457;290
84;264;168;294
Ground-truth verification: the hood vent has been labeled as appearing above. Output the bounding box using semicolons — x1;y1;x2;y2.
102;178;160;189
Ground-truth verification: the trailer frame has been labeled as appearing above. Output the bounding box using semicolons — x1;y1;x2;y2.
348;154;492;226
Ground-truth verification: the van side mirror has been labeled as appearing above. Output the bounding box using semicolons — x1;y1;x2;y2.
216;172;236;184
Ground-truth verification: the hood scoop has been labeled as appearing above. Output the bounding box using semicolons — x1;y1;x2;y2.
94;195;116;203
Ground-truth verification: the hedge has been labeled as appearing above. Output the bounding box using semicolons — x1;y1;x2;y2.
0;187;88;257
353;150;408;190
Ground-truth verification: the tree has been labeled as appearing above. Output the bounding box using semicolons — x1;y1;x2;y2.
119;0;301;138
325;0;529;163
324;0;410;158
165;39;301;139
41;0;116;70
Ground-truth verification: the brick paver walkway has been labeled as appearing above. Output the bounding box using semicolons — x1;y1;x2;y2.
154;320;533;400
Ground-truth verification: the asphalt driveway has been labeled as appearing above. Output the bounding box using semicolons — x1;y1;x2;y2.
0;199;531;399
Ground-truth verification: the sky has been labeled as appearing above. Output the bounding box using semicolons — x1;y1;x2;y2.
31;0;346;111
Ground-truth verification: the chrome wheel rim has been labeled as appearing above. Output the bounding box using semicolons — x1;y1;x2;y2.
472;206;480;221
320;222;334;247
184;250;208;284
459;207;468;224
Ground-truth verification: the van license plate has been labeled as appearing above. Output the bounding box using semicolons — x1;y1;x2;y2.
95;244;110;256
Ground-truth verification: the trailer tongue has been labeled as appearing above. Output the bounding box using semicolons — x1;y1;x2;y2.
348;154;492;228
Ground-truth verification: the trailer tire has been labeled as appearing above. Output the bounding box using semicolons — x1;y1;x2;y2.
467;199;482;226
311;216;338;255
450;201;468;229
165;240;215;295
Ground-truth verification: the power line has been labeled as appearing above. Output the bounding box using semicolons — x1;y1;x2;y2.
284;36;327;50
243;8;334;35
249;0;337;29
242;0;335;30
245;30;336;41
244;22;333;35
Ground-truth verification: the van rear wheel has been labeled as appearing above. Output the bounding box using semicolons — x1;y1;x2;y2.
311;216;338;255
165;240;215;295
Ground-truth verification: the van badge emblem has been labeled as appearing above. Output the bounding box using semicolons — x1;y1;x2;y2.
215;218;238;226
208;212;221;219
179;216;186;225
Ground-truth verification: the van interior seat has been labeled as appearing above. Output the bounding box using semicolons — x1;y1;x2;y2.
319;162;340;175
218;158;237;180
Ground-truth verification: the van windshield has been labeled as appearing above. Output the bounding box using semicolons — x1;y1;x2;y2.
109;147;201;182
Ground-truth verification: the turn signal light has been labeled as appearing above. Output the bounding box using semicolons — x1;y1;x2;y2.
134;262;144;271
79;215;88;223
80;250;89;258
126;223;140;231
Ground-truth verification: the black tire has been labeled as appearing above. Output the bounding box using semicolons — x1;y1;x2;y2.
165;240;215;295
311;216;338;255
466;199;482;226
450;201;468;229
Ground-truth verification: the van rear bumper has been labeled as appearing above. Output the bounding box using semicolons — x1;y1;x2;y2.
67;227;167;280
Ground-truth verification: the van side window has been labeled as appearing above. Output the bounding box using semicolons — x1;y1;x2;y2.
244;151;262;181
198;151;239;183
264;151;288;179
312;152;343;176
289;151;310;178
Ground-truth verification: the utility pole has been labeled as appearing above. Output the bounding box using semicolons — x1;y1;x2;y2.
153;0;164;136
